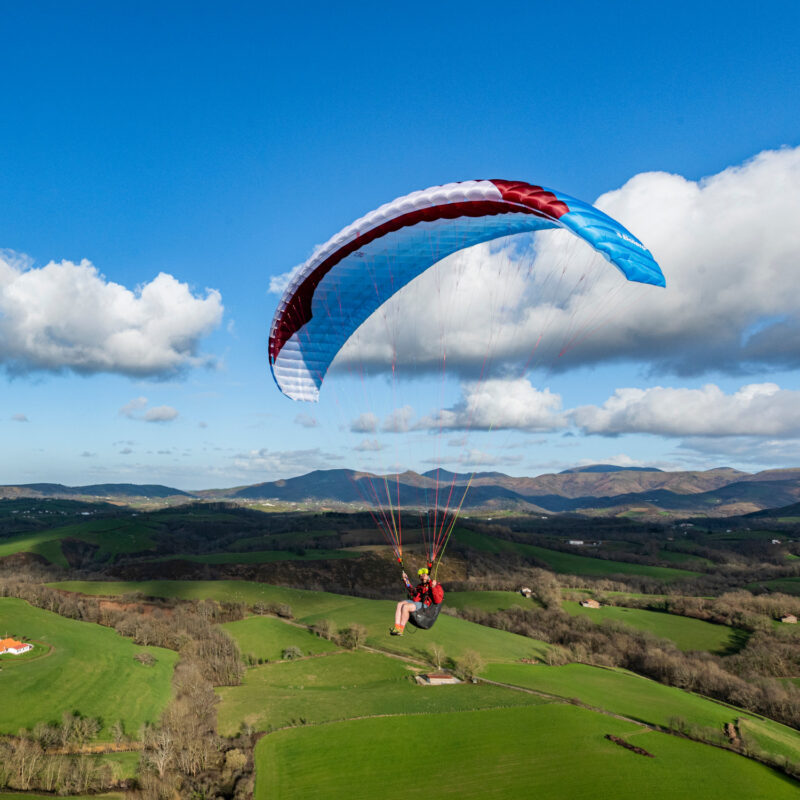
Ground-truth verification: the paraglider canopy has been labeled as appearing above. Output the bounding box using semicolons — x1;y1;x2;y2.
269;179;664;402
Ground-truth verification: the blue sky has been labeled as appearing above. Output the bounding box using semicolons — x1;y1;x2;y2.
2;1;800;488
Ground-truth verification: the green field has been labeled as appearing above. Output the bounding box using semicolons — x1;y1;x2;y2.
561;601;739;652
231;530;339;549
220;616;340;662
51;581;551;665
455;529;700;581
446;590;534;613
217;649;548;736
254;704;799;799
0;598;176;738
0;519;157;566
750;578;800;596
148;548;357;565
658;549;712;566
484;662;800;764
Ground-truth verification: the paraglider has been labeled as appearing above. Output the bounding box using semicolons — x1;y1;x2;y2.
269;179;664;402
392;567;444;635
268;179;665;629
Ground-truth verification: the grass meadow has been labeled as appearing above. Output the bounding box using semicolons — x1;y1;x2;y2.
0;597;176;738
254;704;800;800
484;662;800;764
216;649;549;736
446;590;535;613
52;581;551;665
454;529;700;581
219;616;340;662
0;519;157;566
561;600;739;652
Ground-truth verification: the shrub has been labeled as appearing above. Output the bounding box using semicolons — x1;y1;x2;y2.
456;649;485;681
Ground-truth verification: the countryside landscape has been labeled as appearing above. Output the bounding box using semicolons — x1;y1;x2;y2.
3;465;800;798
4;3;800;799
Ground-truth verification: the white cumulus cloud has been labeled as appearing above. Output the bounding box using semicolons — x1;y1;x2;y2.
333;146;800;378
354;438;384;451
573;382;800;436
0;252;223;377
419;379;567;432
120;396;179;423
350;412;379;433
143;405;179;423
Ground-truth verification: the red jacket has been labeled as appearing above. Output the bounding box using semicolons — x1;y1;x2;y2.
410;580;444;607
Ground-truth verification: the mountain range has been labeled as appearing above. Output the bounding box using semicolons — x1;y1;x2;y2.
3;464;800;517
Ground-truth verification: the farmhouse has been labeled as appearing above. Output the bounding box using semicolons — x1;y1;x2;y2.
580;599;601;609
780;614;798;624
0;637;33;655
519;587;532;597
416;672;460;685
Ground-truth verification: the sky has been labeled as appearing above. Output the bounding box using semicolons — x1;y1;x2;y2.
2;1;800;489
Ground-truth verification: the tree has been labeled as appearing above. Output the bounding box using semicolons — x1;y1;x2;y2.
456;649;485;681
339;623;367;649
429;642;446;670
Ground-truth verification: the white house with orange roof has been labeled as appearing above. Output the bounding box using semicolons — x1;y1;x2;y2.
0;637;33;655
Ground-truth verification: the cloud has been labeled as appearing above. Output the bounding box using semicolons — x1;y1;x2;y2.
351;412;379;433
674;435;800;467
119;447;133;455
144;405;179;423
232;447;343;477
120;397;148;418
0;252;223;377
422;448;522;468
120;397;178;423
382;405;414;433
80;451;96;457
11;413;28;422
294;412;318;428
334;146;800;378
354;438;384;452
573;383;800;436
418;379;567;432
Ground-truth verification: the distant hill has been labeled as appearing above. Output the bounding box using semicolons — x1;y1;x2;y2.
560;465;664;474
0;483;190;499
745;500;800;518
2;464;800;518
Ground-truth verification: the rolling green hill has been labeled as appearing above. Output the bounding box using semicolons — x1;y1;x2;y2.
455;529;701;580
0;519;158;566
51;580;551;665
217;649;548;736
561;600;739;652
0;597;176;738
254;704;799;800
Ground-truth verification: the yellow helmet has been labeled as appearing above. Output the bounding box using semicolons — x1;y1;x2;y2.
417;567;429;576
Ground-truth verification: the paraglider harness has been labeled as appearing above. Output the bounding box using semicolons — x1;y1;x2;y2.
403;567;444;630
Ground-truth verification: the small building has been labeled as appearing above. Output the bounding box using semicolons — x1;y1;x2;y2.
568;539;585;546
519;587;532;598
780;614;798;624
0;637;33;655
771;539;781;545
580;599;601;609
416;672;460;686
